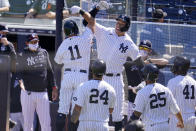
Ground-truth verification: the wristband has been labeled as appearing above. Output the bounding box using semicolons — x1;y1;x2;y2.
79;9;85;16
52;86;58;90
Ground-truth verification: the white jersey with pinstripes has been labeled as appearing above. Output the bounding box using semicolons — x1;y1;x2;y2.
167;75;196;114
167;75;196;131
94;23;140;73
54;27;93;70
54;27;93;115
133;83;180;126
94;23;140;121
73;80;116;122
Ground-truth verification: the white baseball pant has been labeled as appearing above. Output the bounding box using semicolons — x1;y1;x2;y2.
10;112;24;131
58;71;88;115
103;75;125;122
145;121;169;131
21;90;51;131
78;121;109;131
169;113;196;131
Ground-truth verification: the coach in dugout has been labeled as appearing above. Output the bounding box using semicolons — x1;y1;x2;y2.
17;33;58;131
0;24;16;73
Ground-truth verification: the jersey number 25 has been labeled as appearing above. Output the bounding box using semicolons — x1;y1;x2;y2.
149;92;166;109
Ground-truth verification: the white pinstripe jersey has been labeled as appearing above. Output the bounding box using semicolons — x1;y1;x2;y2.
167;75;196;114
73;80;116;122
94;23;141;73
133;83;180;126
54;27;93;71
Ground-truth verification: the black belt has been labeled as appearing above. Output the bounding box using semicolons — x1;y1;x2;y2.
105;73;120;77
65;68;87;73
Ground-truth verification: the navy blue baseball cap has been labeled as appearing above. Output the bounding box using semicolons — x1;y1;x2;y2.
26;33;39;42
0;24;9;32
139;40;152;49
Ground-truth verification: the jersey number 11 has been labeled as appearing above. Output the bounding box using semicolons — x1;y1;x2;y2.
68;45;82;60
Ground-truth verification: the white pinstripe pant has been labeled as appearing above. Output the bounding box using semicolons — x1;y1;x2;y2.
58;71;88;115
145;121;169;131
169;113;196;131
10;112;24;131
103;75;125;122
78;121;109;131
21;90;51;131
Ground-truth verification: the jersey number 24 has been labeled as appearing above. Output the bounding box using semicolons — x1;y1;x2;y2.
89;89;109;105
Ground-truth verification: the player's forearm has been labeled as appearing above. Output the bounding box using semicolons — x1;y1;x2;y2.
109;108;114;114
175;112;183;123
0;7;9;12
149;58;169;65
80;10;94;26
71;105;81;123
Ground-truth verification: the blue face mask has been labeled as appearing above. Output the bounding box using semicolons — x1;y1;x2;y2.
28;43;39;51
139;50;148;58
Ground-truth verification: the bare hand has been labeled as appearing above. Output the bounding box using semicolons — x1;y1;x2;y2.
52;88;58;101
1;37;9;45
177;121;184;128
46;11;55;19
19;80;25;91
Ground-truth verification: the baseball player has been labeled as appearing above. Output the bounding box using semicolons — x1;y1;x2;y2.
129;64;184;131
71;59;116;131
70;3;143;130
168;56;196;131
54;19;94;131
17;33;58;131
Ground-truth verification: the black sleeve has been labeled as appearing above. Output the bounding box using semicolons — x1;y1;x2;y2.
124;57;144;69
46;51;57;89
16;53;24;80
8;42;17;73
83;7;99;26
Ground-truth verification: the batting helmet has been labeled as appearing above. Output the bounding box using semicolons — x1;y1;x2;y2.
125;120;144;131
141;64;159;82
116;15;131;32
91;59;106;76
64;20;79;37
171;56;190;75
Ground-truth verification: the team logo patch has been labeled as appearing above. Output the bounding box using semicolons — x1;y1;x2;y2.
132;103;136;108
119;43;128;53
73;97;77;101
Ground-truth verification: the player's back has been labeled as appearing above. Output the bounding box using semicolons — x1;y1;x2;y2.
79;80;116;122
167;75;196;114
138;83;176;125
54;27;93;70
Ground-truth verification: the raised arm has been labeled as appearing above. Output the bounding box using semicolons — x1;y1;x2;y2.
70;1;110;32
70;6;95;32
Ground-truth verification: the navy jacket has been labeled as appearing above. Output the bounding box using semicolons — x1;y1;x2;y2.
17;47;56;92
